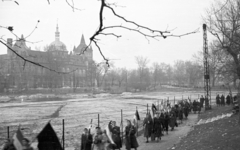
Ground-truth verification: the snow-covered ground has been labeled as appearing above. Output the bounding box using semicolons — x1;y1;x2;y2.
0;91;228;149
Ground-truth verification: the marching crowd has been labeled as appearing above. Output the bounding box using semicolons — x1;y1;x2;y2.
2;93;236;150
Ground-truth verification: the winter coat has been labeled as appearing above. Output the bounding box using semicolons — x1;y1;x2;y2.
111;126;122;149
153;117;162;137
226;95;231;105
178;109;183;120
169;111;176;128
143;116;153;137
221;95;225;105
81;133;93;150
125;125;139;150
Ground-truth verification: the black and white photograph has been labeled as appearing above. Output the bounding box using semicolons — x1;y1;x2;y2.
0;0;240;150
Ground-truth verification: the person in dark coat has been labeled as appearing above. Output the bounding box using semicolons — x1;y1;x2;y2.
153;114;161;142
183;100;189;119
111;121;122;150
178;106;183;124
169;108;177;131
216;94;220;106
163;112;170;135
226;94;231;105
221;94;225;106
143;113;152;143
192;100;198;114
196;100;201;114
200;95;205;108
159;112;165;136
81;128;93;150
125;120;138;150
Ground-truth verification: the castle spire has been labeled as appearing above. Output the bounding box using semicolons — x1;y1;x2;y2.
80;34;86;45
55;23;60;41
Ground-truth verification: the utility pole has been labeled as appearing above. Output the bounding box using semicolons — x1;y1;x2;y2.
203;24;211;109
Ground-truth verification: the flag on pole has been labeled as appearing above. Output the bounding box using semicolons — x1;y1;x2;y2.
105;121;115;145
152;103;157;116
13;127;24;150
134;110;140;121
37;122;63;150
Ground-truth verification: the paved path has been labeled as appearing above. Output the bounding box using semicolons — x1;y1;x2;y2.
136;113;198;150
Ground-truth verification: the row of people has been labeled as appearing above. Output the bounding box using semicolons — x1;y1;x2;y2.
216;94;232;106
81;120;138;150
143;100;191;143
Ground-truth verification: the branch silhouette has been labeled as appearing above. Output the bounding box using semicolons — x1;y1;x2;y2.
78;0;199;66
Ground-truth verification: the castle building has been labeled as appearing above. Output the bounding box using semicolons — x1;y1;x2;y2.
0;24;95;92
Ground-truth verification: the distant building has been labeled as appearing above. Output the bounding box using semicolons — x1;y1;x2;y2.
0;24;96;92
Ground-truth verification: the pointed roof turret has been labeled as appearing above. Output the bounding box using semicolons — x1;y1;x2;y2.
76;34;87;53
80;34;86;45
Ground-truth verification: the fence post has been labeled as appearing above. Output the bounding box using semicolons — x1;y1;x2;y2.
98;114;100;127
147;104;148;114
136;106;138;136
121;109;123;143
7;126;9;138
62;119;65;150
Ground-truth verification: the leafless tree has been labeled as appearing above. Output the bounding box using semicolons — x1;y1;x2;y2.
204;0;240;124
135;56;149;91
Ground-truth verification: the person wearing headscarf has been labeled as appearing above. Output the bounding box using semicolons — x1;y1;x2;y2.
143;113;152;143
81;128;93;150
125;120;138;150
153;113;162;142
110;121;122;150
92;127;104;150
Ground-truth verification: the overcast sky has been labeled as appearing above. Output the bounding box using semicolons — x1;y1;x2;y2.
0;0;216;69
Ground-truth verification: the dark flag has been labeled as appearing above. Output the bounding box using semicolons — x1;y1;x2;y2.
37;122;63;150
134;110;140;121
152;103;157;116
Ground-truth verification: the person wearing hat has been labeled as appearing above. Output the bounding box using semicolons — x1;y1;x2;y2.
22;138;34;150
81;128;93;150
92;127;104;150
125;120;138;150
111;121;122;150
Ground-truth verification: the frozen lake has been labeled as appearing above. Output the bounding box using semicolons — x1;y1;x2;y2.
0;90;229;149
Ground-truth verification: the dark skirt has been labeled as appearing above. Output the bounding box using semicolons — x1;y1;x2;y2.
125;135;139;150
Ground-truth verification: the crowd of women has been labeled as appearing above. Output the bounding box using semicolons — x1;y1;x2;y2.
5;94;234;150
